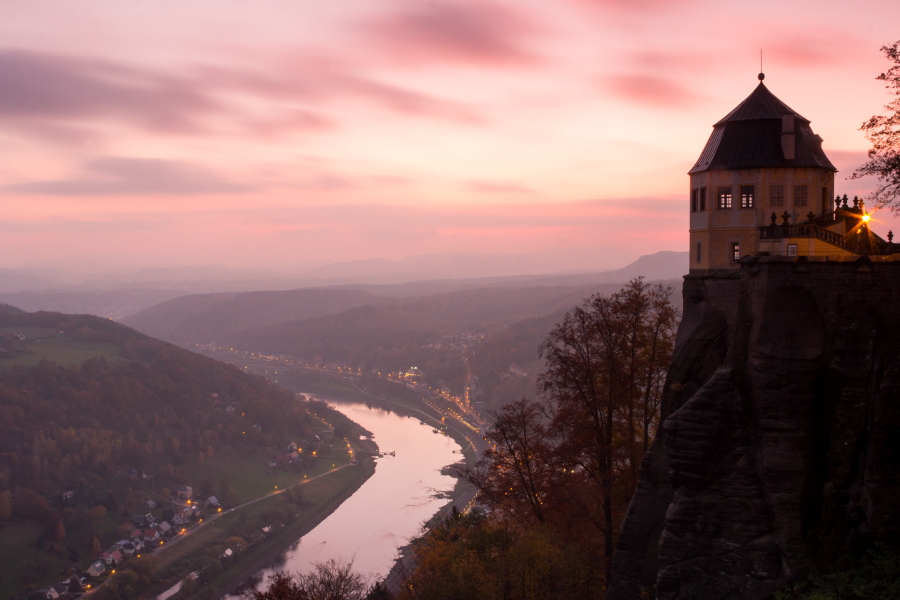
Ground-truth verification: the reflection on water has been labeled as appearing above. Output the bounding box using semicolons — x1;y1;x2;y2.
234;400;461;593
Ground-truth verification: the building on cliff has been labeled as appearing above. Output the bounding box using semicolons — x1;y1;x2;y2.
608;77;900;600
690;73;895;271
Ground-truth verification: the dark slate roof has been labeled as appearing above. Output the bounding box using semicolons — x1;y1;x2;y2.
689;82;836;174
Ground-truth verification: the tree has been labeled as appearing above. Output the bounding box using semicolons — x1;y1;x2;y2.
538;278;676;583
462;398;562;528
853;40;900;210
242;560;370;600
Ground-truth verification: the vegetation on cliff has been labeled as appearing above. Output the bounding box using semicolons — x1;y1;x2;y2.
395;279;678;599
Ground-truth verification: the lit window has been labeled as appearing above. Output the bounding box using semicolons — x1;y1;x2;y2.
695;241;702;263
699;188;707;211
794;185;808;207
691;189;699;212
787;244;798;257
740;185;755;209
731;242;740;262
718;187;733;209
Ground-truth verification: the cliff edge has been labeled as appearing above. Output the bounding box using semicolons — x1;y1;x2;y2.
608;256;900;600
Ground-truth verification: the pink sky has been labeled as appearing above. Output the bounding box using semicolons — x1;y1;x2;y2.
2;0;899;272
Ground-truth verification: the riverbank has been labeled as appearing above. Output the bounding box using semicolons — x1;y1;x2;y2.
141;455;376;600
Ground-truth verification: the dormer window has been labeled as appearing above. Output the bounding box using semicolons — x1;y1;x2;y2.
717;187;733;209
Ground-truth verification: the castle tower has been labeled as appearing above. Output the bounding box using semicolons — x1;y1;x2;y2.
689;75;837;271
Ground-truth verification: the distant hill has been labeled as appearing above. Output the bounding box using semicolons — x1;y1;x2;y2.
124;250;688;344
300;246;640;284
123;288;379;344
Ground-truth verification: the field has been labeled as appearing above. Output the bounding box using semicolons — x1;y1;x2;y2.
182;443;357;505
0;334;130;369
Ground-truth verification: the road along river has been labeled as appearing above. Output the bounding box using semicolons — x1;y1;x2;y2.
226;398;463;595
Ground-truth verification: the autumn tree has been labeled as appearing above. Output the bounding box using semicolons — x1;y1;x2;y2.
538;277;676;583
853;40;900;209
462;398;562;528
242;559;371;600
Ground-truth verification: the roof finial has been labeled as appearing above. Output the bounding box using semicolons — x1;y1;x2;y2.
758;49;764;81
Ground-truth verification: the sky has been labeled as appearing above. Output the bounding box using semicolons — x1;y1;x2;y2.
2;0;899;273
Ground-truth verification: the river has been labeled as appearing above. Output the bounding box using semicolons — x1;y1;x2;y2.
223;398;462;595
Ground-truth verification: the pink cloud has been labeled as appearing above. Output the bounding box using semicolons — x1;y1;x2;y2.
761;29;868;68
360;1;542;67
0;49;217;134
4;157;251;196
603;74;704;107
201;56;486;124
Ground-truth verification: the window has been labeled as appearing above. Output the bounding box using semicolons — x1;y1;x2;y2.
696;241;702;263
787;244;798;257
770;185;784;207
740;185;755;209
731;242;741;262
794;185;808;207
699;188;707;211
718;187;733;209
691;189;698;212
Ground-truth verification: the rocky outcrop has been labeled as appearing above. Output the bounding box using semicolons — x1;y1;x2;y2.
608;257;900;600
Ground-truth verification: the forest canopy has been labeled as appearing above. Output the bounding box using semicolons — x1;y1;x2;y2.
0;310;319;498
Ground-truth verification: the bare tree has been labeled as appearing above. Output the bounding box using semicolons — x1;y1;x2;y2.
462;398;562;527
853;40;900;210
243;559;371;600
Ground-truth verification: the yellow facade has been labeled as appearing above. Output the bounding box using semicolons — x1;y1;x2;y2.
689;167;834;270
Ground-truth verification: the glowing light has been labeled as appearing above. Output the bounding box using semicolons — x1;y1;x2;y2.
863;214;871;223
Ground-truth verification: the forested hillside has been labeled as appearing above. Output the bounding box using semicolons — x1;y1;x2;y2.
0;307;320;496
123;288;378;344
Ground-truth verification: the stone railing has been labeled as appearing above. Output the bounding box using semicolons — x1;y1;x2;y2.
759;223;894;255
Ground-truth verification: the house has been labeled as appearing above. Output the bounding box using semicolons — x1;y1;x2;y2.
688;74;896;270
121;542;139;555
287;442;298;451
206;496;220;507
157;521;172;534
145;499;156;509
133;513;155;528
177;485;193;500
42;583;69;599
87;561;106;577
101;549;123;566
226;404;236;414
142;528;159;541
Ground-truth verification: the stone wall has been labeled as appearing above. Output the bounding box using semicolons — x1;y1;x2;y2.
608;256;900;600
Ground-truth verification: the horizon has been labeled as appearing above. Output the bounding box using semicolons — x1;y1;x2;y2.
3;1;900;273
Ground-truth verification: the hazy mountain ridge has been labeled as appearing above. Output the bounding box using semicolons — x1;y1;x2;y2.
0;248;668;318
123;251;688;344
123;288;380;344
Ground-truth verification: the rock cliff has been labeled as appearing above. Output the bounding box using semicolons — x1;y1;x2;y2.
608;257;900;600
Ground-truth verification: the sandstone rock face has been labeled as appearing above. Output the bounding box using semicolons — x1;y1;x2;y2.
608;258;900;600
